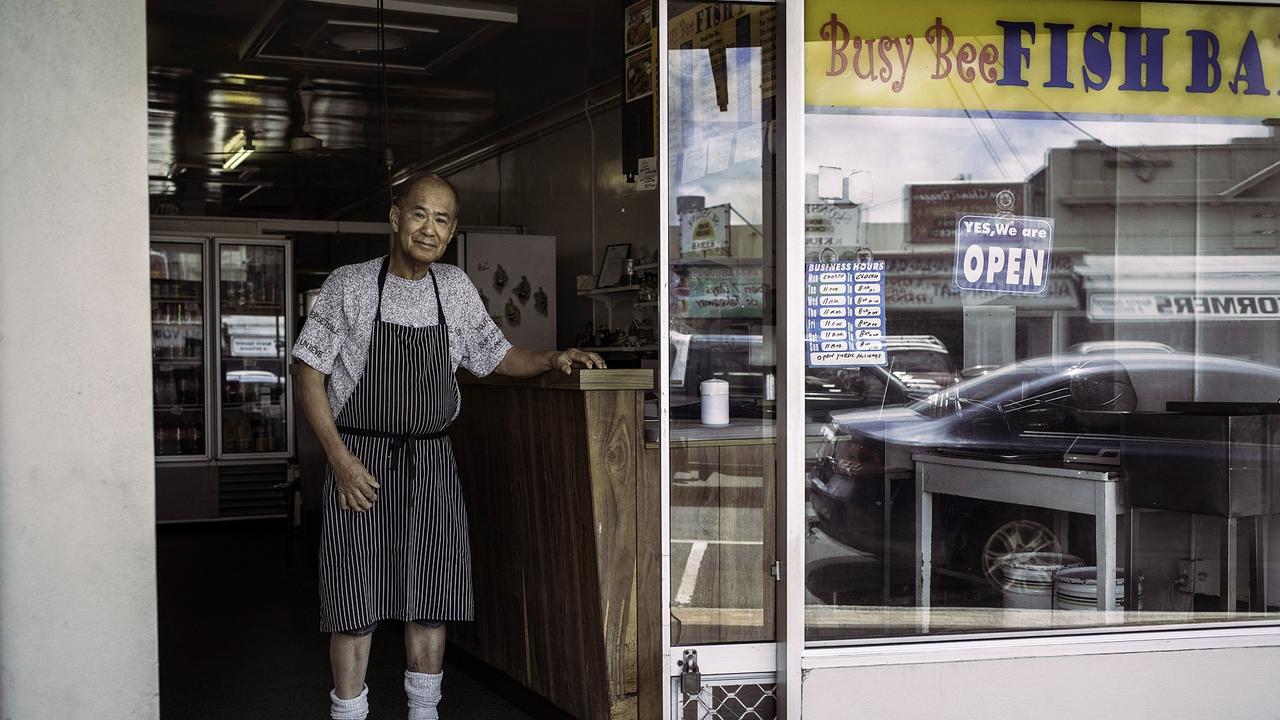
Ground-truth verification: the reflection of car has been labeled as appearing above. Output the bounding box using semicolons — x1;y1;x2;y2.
883;335;959;387
809;352;1280;573
1067;340;1175;354
225;370;283;403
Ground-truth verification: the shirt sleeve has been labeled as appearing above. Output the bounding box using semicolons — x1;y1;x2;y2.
291;269;348;374
453;273;512;377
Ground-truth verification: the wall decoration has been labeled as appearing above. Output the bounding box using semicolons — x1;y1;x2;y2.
464;233;556;350
534;286;548;316
624;0;652;53
626;50;654;102
514;275;531;304
492;264;508;292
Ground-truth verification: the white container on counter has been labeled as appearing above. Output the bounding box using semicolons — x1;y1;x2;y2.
700;379;730;426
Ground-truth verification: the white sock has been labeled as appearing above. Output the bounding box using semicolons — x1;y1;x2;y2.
329;685;369;720
405;669;443;720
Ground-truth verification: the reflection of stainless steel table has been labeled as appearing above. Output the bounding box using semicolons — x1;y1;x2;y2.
913;453;1126;611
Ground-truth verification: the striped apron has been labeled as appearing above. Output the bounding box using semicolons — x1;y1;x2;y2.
318;258;474;633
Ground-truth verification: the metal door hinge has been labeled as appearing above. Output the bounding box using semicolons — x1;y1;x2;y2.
771;560;783;581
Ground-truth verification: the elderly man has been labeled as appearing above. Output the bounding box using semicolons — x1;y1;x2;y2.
293;173;604;720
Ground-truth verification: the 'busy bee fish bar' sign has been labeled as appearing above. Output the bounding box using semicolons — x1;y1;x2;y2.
953;213;1054;295
806;261;887;367
806;0;1280;121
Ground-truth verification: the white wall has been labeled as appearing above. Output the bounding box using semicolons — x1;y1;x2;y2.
804;647;1280;719
0;2;159;719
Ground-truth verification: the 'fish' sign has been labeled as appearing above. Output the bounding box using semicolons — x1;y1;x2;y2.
953;214;1054;295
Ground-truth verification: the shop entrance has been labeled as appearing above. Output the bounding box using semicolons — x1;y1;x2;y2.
145;1;671;718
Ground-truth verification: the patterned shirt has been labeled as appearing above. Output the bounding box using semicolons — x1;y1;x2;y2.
292;257;512;418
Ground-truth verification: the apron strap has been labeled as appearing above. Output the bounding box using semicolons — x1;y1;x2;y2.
428;267;447;334
375;256;391;324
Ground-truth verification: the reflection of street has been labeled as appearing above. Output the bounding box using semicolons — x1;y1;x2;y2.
670;465;768;643
803;500;878;607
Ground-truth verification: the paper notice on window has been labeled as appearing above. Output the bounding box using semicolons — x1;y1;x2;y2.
638;156;657;191
706;135;734;175
681;145;707;184
734;124;762;163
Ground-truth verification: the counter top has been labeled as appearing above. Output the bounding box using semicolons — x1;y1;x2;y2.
458;367;654;391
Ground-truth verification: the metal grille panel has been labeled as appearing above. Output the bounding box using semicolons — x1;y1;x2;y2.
680;681;777;720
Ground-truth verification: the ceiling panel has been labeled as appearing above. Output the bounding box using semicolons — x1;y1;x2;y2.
147;0;621;219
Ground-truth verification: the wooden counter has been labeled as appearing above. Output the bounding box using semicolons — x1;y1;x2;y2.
449;368;655;720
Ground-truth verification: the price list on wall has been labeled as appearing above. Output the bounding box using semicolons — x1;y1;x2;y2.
805;261;887;367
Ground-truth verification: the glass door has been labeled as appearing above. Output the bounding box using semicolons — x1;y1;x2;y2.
215;239;292;459
151;238;209;460
662;2;784;717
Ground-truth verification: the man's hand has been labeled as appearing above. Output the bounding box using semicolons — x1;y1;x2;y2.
332;451;381;511
551;348;607;375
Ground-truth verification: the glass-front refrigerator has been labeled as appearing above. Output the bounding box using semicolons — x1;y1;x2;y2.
151;235;294;521
216;239;292;460
151;239;209;461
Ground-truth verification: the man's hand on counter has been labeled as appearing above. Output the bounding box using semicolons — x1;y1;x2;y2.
495;347;607;377
550;348;607;375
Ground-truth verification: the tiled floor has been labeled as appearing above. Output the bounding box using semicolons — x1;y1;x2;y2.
157;521;569;719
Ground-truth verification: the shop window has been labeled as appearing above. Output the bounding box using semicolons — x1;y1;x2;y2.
803;0;1280;640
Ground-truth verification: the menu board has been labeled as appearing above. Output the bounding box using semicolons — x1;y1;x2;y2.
806;261;886;367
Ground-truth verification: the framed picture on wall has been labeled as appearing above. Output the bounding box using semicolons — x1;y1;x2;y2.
623;0;652;54
596;243;631;288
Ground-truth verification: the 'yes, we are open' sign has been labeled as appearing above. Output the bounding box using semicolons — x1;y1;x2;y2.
953;214;1054;295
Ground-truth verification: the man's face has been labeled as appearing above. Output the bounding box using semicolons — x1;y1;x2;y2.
389;180;458;265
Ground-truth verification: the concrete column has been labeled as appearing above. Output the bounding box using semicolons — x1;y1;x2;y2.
0;2;159;719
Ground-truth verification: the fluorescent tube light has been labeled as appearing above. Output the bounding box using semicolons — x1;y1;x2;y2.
222;130;255;171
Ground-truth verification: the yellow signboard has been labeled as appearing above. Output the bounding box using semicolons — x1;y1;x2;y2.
806;0;1280;119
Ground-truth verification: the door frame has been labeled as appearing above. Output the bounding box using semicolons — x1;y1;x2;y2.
656;0;805;717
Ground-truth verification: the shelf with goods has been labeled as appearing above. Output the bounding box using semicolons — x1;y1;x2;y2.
579;261;660;330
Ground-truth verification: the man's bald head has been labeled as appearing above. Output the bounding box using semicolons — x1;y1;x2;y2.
395;173;460;218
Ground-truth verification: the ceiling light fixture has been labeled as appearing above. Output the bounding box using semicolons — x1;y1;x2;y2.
314;0;516;24
326;19;439;35
330;29;409;51
222;130;255;171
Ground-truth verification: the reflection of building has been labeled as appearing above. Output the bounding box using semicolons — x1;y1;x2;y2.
1046;129;1280;366
1045;129;1280;257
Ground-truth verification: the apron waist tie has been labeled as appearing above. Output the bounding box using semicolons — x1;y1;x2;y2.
335;426;451;486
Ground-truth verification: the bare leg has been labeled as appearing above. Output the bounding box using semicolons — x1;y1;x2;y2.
330;632;374;699
404;622;446;673
405;624;447;719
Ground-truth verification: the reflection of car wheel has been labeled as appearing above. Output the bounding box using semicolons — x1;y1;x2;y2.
981;520;1060;590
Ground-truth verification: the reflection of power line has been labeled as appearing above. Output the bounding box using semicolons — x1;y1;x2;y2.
991;116;1030;177
860;193;904;211
1022;85;1152;164
941;61;1011;178
953;41;1031;178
